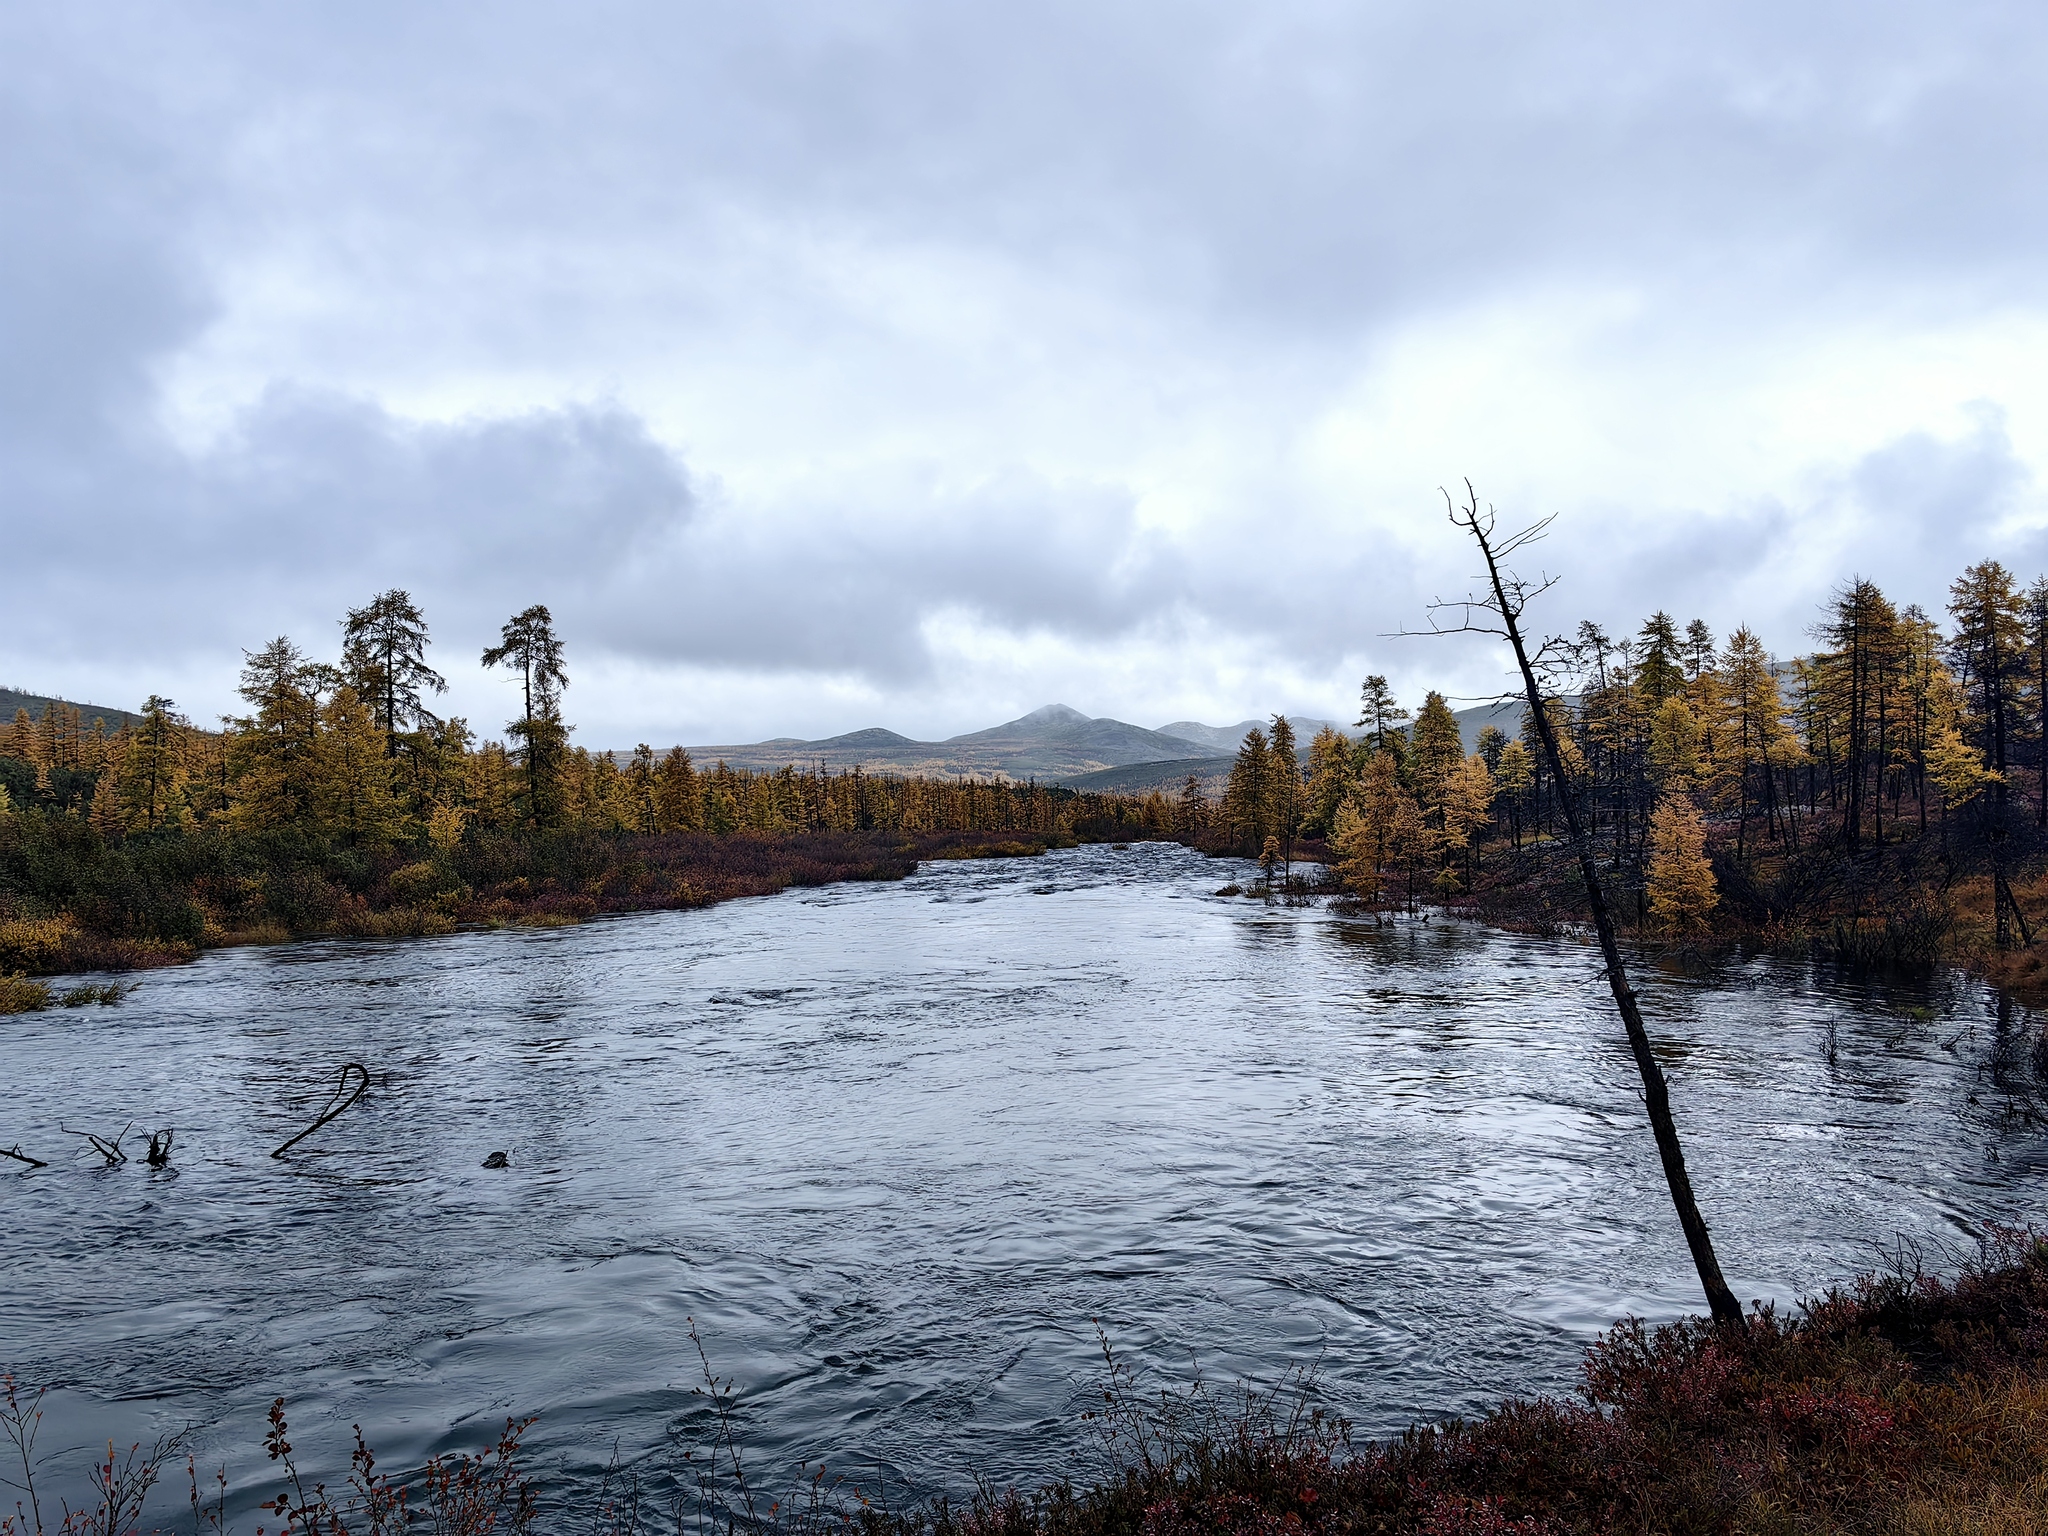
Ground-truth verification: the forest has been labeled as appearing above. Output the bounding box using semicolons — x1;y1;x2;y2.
6;560;2048;993
0;594;1160;984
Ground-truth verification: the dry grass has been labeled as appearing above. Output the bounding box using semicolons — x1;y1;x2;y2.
0;972;51;1013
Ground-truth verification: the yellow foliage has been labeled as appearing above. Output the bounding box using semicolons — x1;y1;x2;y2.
0;916;76;972
427;800;469;852
1648;791;1717;933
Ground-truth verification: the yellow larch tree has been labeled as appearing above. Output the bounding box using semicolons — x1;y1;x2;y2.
1647;791;1717;934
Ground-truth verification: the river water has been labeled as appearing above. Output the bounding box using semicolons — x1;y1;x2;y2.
5;842;2045;1519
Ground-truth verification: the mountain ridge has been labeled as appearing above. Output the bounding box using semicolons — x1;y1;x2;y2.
672;701;1522;782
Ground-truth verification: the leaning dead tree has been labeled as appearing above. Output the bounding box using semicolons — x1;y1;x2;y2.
1423;482;1745;1329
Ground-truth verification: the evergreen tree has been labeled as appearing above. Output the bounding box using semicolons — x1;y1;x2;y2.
1637;612;1684;706
119;695;190;833
482;605;570;827
1474;724;1507;773
1223;727;1273;850
1267;714;1302;860
1355;675;1409;756
1301;725;1355;836
2027;576;2048;825
341;590;447;758
1948;559;2026;812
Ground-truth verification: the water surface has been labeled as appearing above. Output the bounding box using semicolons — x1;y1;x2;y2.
5;842;2044;1514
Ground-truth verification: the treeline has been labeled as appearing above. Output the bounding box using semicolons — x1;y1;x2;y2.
0;595;1098;843
1216;558;2048;934
0;592;1170;974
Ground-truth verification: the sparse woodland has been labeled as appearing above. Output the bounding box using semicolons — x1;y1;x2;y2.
1212;558;2048;999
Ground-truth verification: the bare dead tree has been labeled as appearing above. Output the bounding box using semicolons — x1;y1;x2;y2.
1415;481;1745;1329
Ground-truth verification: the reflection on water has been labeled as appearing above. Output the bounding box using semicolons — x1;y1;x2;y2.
4;842;2043;1512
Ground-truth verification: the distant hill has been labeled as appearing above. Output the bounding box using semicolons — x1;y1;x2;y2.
687;704;1218;781
0;687;144;733
1060;756;1236;797
672;698;1549;785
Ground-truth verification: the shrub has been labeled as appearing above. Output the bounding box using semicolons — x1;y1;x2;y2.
387;859;458;906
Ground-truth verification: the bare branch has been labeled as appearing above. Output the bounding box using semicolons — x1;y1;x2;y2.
271;1064;370;1159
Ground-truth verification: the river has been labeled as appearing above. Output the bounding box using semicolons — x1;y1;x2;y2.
4;841;2044;1519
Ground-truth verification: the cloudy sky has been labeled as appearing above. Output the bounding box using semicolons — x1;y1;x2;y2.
7;2;2048;746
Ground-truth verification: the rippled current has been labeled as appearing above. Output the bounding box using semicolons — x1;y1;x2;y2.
6;842;2047;1516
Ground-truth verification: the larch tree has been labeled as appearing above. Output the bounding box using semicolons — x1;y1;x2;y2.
119;695;190;833
1440;753;1495;885
1494;737;1534;848
1409;691;1464;827
341;590;447;758
1267;714;1302;864
482;604;570;827
315;685;402;845
1647;792;1717;933
1302;725;1355;836
1223;727;1273;851
656;747;701;832
1356;675;1410;757
1648;697;1701;789
228;637;322;832
1948;560;2026;814
1713;627;1796;855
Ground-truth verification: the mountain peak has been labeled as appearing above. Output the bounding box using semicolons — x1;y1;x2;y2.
1016;703;1089;726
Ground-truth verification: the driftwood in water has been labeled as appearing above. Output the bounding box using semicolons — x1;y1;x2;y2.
146;1128;174;1167
2;1143;48;1170
271;1063;370;1158
61;1120;132;1167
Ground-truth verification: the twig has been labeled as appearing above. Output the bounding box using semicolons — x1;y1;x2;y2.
1;1144;48;1170
61;1121;131;1166
271;1063;370;1158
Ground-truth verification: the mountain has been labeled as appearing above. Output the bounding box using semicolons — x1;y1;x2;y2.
1;687;145;732
686;704;1221;780
676;699;1542;785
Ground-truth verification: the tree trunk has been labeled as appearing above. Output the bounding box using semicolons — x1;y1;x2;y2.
1461;509;1746;1330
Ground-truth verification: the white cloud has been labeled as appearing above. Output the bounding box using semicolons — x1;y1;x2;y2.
7;1;2048;744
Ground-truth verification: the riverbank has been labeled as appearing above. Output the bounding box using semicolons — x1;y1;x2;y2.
0;825;1078;992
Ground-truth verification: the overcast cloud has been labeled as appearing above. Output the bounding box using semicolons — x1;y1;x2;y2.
5;1;2048;744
